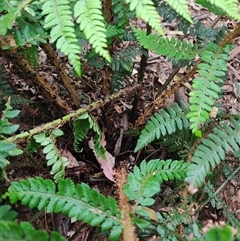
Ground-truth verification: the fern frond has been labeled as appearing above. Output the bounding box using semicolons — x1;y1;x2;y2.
165;0;192;23
0;220;67;241
125;0;164;35
124;159;189;206
187;43;232;136
40;0;81;75
196;0;240;21
4;177;123;240
0;1;30;35
0;205;17;221
74;0;111;63
132;27;198;61
185;116;240;187
33;129;68;181
73;113;106;160
134;101;189;152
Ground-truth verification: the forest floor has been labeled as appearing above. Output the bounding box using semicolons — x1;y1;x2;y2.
0;2;240;241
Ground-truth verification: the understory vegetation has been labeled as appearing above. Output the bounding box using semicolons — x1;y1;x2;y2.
0;0;240;240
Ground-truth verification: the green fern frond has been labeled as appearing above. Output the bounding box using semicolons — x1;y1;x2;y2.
124;159;189;206
132;27;198;61
196;0;240;20
134;101;189;152
0;220;67;241
187;43;233;136
73;113;106;160
40;0;82;75
33;129;68;181
165;0;193;23
0;1;30;35
0;98;22;180
125;0;164;35
0;205;18;221
74;0;111;63
4;177;123;240
185;116;240;187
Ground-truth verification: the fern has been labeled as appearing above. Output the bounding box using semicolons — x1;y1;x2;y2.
132;27;198;62
3;177;123;241
0;205;18;221
125;0;164;35
33;129;68;181
185;116;240;187
187;43;232;136
73;113;106;160
0;98;23;180
0;1;28;35
124;159;189;207
74;0;111;63
165;0;192;23
196;0;240;21
135;101;189;152
0;220;67;241
40;0;82;75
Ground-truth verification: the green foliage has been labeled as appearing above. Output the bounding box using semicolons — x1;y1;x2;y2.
32;129;68;182
0;220;67;241
124;0;164;35
132;26;198;62
203;225;234;241
40;0;82;75
73;112;106;160
196;0;240;20
165;0;192;23
135;101;189;152
3;177;123;241
0;98;22;180
124;159;189;206
0;205;17;221
187;43;232;136
185;116;240;187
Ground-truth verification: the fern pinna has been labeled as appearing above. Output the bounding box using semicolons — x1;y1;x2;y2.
132;27;198;62
185;116;240;187
135;101;189;152
4;177;123;241
187;43;233;136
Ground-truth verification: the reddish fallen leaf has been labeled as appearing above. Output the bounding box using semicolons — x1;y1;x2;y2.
89;134;115;182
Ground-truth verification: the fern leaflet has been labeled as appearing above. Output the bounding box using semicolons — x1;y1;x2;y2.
125;0;164;35
196;0;240;21
135;101;189;152
0;220;67;241
185;116;240;187
4;177;123;241
40;0;81;75
165;0;192;23
33;129;68;181
124;159;189;206
187;43;233;136
132;27;198;61
74;0;111;63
